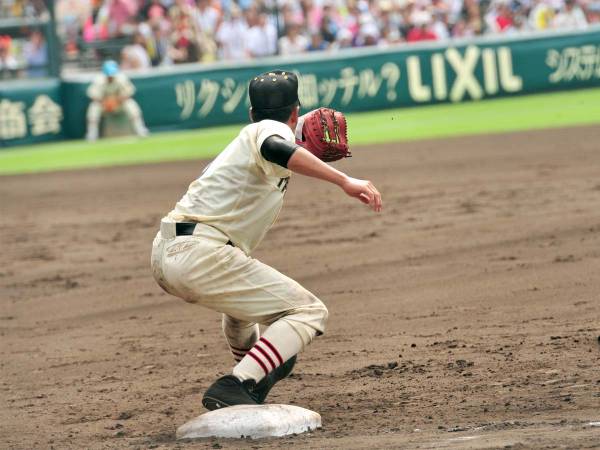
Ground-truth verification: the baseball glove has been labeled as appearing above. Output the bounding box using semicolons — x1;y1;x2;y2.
102;96;121;113
295;107;350;162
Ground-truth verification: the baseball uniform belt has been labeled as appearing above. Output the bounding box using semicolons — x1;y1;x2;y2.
175;222;235;247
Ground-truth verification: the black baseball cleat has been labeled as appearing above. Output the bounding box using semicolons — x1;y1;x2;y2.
202;375;260;411
254;355;297;404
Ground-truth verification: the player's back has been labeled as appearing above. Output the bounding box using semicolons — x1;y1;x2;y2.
167;119;294;254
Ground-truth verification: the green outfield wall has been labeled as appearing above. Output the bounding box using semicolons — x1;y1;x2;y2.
2;27;600;146
0;78;64;147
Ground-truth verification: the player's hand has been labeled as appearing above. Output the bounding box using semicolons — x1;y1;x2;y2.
102;96;120;113
340;176;382;212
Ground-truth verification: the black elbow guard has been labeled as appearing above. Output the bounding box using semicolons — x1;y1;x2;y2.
260;135;299;169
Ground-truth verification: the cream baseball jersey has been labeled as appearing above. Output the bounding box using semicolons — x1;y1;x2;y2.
87;73;136;100
167;119;295;255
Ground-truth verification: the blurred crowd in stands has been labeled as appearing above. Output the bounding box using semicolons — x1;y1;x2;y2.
0;0;599;77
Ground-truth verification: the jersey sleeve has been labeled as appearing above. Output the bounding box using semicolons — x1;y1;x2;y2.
116;74;136;97
256;120;295;149
87;76;104;100
253;120;295;177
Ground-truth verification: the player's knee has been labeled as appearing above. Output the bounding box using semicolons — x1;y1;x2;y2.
222;314;253;331
123;99;141;119
315;300;328;325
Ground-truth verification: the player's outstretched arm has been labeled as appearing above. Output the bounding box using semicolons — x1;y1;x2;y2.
287;146;382;212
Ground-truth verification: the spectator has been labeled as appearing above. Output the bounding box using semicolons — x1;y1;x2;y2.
301;0;324;31
108;0;140;37
215;5;249;60
22;30;48;77
139;5;172;65
376;1;401;39
140;0;168;20
333;27;354;49
279;2;304;35
553;0;588;28
320;2;342;43
168;12;201;63
246;11;277;57
3;0;48;18
464;0;483;34
121;32;152;70
398;1;415;39
357;20;381;46
431;11;451;39
588;1;600;23
86;60;149;141
45;0;594;75
194;0;220;36
169;0;196;23
407;11;438;41
529;0;555;29
451;18;475;37
0;36;18;80
342;2;361;39
56;0;92;55
485;0;516;33
279;21;309;55
307;31;329;51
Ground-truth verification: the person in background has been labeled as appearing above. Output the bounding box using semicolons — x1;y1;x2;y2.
528;0;555;30
246;11;277;58
215;4;248;60
23;29;48;77
121;32;152;69
141;3;172;65
463;0;483;35
357;20;381;46
300;0;323;31
107;0;139;37
278;20;309;55
333;27;354;49
485;0;515;33
588;1;600;23
56;0;92;57
0;36;18;80
194;0;220;36
307;30;329;51
378;22;402;47
431;10;450;40
140;0;168;20
406;10;438;41
85;60;149;141
168;11;201;63
553;0;588;28
319;2;341;43
376;1;402;43
451;18;475;37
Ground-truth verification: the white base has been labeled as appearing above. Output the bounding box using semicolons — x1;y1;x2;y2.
176;404;321;440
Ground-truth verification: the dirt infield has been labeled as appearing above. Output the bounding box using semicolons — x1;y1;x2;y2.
2;126;600;449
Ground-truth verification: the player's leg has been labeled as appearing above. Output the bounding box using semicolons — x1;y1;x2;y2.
85;101;102;141
152;228;327;407
217;315;297;406
186;245;327;408
122;99;149;137
222;314;259;363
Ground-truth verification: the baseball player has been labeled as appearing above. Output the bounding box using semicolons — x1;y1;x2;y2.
151;70;382;410
85;60;149;141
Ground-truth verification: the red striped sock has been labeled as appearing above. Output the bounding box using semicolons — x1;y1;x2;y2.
234;337;284;380
228;345;250;363
232;320;304;382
